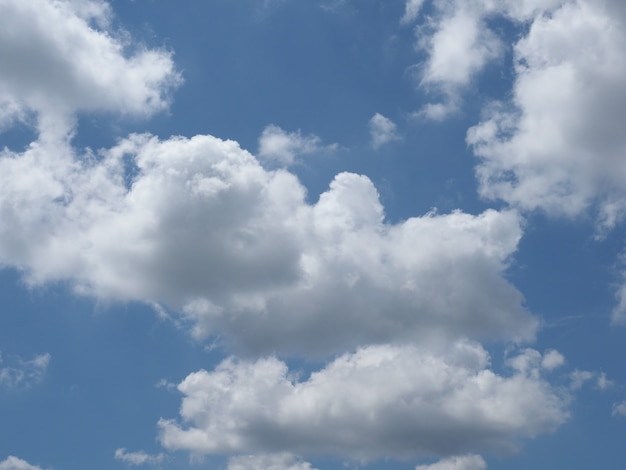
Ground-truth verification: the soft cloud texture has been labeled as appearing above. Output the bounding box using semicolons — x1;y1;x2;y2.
159;342;568;459
612;401;626;417
258;125;336;165
0;0;180;137
369;113;400;149
406;0;565;119
469;0;626;220
228;453;317;470
114;448;165;466
0;457;43;470
401;0;426;24
0;131;536;356
463;0;626;322
541;350;565;371
0;352;51;389
408;0;504;119
415;455;487;470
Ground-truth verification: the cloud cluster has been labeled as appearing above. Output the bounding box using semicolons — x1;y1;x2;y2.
406;0;626;320
0;352;51;389
0;0;577;468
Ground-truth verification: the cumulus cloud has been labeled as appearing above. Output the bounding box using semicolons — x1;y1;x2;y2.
0;457;43;470
228;453;317;470
0;130;537;357
0;0;180;138
415;455;487;470
461;0;626;322
407;0;567;120
114;448;165;466
468;0;626;222
159;341;568;460
0;352;51;389
369;113;400;149
258;125;336;165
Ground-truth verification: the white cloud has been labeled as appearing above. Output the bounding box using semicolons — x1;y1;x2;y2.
415;455;487;470
569;370;595;390
612;401;626;417
411;1;504;119
401;0;426;24
0;131;537;357
541;350;565;371
258;125;336;165
0;352;51;389
228;453;317;470
158;341;568;460
596;372;613;390
369;113;400;149
468;0;626;222
409;0;568;120
462;0;626;323
0;0;180;138
0;456;43;470
114;448;165;466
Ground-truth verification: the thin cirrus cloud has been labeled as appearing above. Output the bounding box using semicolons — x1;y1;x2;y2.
113;448;165;467
0;352;51;389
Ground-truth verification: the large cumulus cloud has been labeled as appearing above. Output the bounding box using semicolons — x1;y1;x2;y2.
0;131;537;356
159;342;568;459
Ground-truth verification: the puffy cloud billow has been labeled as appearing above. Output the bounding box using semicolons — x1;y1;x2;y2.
0;0;180;137
0;131;536;356
159;342;568;459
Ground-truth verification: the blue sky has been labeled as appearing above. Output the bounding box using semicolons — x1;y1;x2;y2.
1;0;626;469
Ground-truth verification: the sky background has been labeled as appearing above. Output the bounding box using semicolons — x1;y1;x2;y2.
1;0;626;469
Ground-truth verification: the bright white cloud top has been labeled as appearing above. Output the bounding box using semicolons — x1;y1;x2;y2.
0;0;625;469
159;342;567;458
